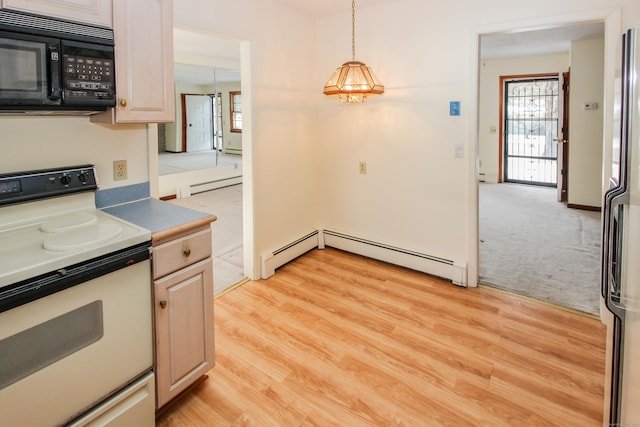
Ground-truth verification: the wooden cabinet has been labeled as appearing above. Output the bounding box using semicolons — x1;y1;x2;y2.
91;0;175;124
1;0;112;27
152;226;215;408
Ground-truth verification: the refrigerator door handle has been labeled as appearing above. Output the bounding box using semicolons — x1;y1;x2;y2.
606;193;630;317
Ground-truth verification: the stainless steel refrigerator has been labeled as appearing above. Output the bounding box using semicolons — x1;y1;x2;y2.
602;23;640;426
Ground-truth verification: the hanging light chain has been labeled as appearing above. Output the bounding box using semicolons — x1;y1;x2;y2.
351;0;356;61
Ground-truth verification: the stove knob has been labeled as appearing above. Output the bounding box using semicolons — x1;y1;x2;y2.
60;174;72;185
78;172;88;184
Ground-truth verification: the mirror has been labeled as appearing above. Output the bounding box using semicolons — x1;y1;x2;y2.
158;28;242;178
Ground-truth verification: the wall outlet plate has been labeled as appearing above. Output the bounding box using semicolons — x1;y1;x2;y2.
114;160;128;181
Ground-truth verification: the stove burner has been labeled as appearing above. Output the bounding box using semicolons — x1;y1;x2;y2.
40;213;98;233
43;223;122;251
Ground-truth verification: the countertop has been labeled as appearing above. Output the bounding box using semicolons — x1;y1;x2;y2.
102;198;217;243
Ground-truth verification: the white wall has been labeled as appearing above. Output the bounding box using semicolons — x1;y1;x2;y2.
621;0;640;30
478;54;570;183
174;0;319;279
4;0;638;283
0;117;148;190
569;38;605;208
316;0;625;285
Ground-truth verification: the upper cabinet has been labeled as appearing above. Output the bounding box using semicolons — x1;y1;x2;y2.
1;0;112;27
91;0;175;124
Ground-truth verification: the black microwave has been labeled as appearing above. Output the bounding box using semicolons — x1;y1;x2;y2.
0;9;116;113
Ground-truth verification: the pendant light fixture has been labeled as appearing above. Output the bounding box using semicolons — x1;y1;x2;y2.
323;0;384;103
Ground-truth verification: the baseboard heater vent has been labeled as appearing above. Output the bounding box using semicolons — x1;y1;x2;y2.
190;175;242;195
322;230;467;287
261;230;320;279
259;229;467;287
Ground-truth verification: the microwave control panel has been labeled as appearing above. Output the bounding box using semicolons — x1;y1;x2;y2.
63;54;115;101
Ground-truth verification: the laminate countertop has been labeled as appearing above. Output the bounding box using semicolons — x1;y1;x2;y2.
102;198;217;244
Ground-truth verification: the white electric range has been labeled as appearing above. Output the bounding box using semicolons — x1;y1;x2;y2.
0;165;156;426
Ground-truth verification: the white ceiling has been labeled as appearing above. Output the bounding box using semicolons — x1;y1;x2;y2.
172;1;605;84
173;28;241;85
481;22;605;60
271;0;404;17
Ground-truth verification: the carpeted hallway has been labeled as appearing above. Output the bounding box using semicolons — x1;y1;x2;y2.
479;183;601;315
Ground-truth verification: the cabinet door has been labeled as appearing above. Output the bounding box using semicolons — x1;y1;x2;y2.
154;257;214;408
98;0;174;123
2;0;112;27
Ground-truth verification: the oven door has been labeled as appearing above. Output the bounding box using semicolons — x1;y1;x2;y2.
0;259;153;426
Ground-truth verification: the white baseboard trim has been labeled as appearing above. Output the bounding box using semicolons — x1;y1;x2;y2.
260;229;467;287
322;230;467;287
191;176;242;195
261;230;320;279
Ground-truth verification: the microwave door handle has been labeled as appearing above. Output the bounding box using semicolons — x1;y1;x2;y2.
48;45;61;101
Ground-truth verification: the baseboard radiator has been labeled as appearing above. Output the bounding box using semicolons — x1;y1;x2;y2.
190;175;242;195
260;229;467;287
322;230;467;287
261;230;320;279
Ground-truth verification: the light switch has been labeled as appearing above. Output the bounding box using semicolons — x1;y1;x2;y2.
455;144;464;158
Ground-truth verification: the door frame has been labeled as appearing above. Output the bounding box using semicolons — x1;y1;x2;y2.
498;72;560;184
559;70;570;202
468;9;620;288
180;93;215;153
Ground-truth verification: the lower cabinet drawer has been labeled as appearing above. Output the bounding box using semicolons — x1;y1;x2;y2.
152;228;211;279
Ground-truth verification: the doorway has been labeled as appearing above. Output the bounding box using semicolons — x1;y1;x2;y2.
502;76;559;186
477;21;606;315
183;94;215;153
150;27;253;292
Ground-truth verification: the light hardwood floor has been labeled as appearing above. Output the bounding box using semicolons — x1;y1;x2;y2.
156;248;607;426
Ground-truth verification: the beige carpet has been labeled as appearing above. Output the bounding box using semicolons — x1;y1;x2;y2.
168;184;244;295
479;183;601;315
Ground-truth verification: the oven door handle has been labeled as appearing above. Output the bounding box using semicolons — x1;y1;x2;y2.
0;242;150;314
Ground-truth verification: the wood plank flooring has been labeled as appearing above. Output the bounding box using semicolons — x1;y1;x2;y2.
156;248;607;426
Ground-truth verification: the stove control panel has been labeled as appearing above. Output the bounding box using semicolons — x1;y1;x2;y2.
0;165;98;206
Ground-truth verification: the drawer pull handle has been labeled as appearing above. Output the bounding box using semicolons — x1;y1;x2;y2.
183;248;191;257
159;300;167;309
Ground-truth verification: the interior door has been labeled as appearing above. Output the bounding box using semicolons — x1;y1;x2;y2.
557;70;570;202
184;95;213;153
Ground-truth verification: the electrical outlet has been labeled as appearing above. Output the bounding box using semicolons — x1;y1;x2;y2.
113;160;128;181
359;162;367;174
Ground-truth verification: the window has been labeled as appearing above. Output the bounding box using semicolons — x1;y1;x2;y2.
230;91;242;133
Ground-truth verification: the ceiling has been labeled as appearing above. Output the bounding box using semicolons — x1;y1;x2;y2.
173;28;241;85
481;22;605;60
270;1;605;60
172;1;605;84
271;0;404;17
